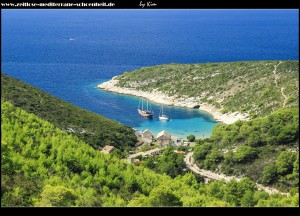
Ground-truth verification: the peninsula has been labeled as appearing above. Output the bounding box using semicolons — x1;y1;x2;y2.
98;61;298;124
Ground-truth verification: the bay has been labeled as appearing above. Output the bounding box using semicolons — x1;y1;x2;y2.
2;9;298;138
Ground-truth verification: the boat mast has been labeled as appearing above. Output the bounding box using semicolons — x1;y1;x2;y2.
147;99;149;111
142;98;144;110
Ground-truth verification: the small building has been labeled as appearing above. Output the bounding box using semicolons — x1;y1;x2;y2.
157;130;172;147
140;129;154;144
135;129;154;145
135;130;142;137
101;145;115;154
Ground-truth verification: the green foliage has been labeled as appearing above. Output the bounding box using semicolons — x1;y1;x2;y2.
261;165;278;184
211;107;299;147
240;191;256;206
222;178;256;206
147;186;183;207
233;146;258;163
157;147;186;178
193;142;212;161
143;156;156;169
111;149;123;159
1;101;297;207
187;134;196;142
260;152;298;189
1;74;137;151
204;149;223;170
114;61;298;118
256;193;299;207
193;107;299;191
276;152;297;175
35;185;78;207
143;146;186;178
292;155;299;186
202;177;286;207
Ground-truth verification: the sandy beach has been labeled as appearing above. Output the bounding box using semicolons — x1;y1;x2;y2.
98;78;249;124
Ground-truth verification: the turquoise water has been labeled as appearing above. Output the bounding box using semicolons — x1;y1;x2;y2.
2;10;298;138
135;113;217;139
84;80;218;138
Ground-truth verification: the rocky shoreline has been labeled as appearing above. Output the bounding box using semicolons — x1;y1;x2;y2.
98;78;249;124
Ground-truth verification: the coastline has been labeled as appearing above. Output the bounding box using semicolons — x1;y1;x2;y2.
98;78;249;124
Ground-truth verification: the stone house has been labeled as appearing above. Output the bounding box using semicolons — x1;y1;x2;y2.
156;130;172;147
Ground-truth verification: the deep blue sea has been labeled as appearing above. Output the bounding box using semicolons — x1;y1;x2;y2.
2;9;299;138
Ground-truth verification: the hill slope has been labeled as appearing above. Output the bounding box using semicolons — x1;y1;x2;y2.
1;100;297;207
193;107;299;192
99;60;298;122
1;74;137;151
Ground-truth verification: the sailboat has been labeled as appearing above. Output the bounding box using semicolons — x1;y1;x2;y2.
159;106;169;120
138;98;154;118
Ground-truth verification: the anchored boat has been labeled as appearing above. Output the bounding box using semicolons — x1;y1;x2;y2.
138;98;154;118
159;105;169;120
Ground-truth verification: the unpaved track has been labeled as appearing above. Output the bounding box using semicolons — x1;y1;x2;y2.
184;152;288;195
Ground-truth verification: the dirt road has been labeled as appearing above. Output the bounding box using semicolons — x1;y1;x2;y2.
184;152;288;195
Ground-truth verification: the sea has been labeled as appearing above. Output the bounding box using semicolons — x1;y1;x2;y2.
2;9;298;139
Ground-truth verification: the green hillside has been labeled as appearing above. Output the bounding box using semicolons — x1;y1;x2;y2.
193;107;299;192
1;74;137;151
1;101;298;207
115;61;298;118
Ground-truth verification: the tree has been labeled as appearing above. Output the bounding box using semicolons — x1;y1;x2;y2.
237;177;257;196
240;190;255;206
247;131;262;147
102;194;127;207
253;191;269;204
276;124;298;144
261;165;277;184
206;181;225;200
143;156;156;170
176;173;199;189
193;143;212;161
292;154;299;186
187;134;196;142
35;185;78;207
204;149;223;170
111;149;123;159
2;100;298;207
224;150;234;166
77;188;101;206
157;147;185;178
233;146;258;163
148;186;182;207
276;152;297;175
127;194;151;207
